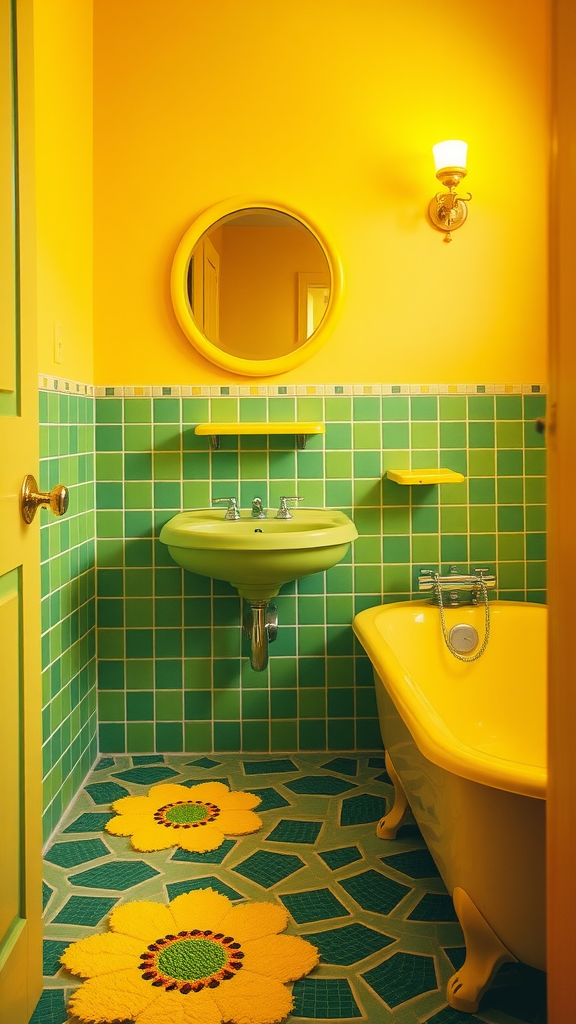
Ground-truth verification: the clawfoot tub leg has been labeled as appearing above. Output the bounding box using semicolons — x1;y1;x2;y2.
376;752;410;839
447;887;517;1013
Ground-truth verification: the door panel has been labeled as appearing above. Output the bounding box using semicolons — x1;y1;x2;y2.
0;1;42;1020
0;570;23;947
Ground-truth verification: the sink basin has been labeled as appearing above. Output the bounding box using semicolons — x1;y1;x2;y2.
159;508;358;600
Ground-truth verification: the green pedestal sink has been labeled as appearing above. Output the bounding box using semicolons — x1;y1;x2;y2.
159;507;357;601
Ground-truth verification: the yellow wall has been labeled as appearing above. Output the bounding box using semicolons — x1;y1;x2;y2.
93;0;549;385
35;0;93;384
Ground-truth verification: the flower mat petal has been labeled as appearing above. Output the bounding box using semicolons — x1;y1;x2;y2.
67;967;161;1022
105;813;153;837
216;809;262;835
169;887;232;931
130;824;188;851
61;931;143;977
242;933;319;982
210;968;293;1024
219;792;261;811
147;784;199;805
136;987;221;1024
176;825;225;853
109;900;176;942
182;781;230;802
218;902;289;943
111;795;158;815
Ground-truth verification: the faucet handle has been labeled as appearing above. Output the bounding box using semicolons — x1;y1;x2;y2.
276;495;304;520
473;567;496;587
212;496;240;521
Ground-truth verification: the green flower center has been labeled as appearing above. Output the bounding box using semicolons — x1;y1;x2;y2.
157;937;227;981
165;803;209;824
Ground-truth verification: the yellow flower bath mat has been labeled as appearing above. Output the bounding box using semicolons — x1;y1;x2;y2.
105;781;262;853
62;887;319;1024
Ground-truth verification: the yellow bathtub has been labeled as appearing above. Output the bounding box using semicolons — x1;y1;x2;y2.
353;599;547;1013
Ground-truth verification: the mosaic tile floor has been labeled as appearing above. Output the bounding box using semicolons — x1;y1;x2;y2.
36;754;546;1024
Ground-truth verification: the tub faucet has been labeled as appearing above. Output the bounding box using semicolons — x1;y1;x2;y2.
419;566;496;606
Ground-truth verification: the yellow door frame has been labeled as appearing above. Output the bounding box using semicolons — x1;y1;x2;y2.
548;0;576;1019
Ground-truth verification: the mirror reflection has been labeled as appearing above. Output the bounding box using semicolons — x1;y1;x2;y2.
185;208;331;361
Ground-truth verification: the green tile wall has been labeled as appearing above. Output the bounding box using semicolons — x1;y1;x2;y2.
40;389;97;841
94;391;546;755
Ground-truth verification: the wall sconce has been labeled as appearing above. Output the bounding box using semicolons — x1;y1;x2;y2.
428;140;472;242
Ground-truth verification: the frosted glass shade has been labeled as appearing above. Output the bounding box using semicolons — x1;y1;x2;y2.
433;140;468;172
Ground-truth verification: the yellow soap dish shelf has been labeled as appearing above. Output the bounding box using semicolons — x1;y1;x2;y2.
195;422;325;450
386;468;465;485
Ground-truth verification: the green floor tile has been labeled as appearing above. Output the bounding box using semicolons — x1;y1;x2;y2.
381;848;441;879
306;923;394;966
42;881;53;912
42;939;70;976
318;846;362;871
280;887;350;924
186;756;222;768
340;793;387;825
339;870;411;915
52;895;118;925
285;775;356;795
69;859;160;890
132;754;165;765
84;782;128;804
166;876;244;902
361;951;438;1007
321;756;358;775
243;758;298;774
292;977;362;1019
44;838;110;869
171;839;237;864
112;766;179;784
247;786;290;811
29;989;67;1024
62;812;112;833
407;892;458;921
265;819;323;844
234;849;305;888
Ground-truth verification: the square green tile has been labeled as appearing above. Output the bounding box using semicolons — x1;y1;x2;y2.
468;422;495;448
411;422;438;449
439;396;466;420
496;421;523;448
382;396;408;420
410;395;437;420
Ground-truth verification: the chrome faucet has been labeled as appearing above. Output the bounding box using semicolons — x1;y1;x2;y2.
419;565;496;606
275;495;304;520
251;497;266;519
212;496;240;521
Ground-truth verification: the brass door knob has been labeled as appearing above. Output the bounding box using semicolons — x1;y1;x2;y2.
21;474;69;524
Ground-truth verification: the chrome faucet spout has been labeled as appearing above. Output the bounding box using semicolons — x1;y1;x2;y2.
251;497;266;519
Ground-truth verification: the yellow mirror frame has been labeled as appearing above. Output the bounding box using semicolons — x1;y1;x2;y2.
170;197;344;377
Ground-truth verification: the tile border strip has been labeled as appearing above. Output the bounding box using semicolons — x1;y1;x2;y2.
95;383;547;397
39;374;95;396
39;375;547;397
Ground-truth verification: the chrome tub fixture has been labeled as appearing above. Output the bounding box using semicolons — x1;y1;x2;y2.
419;566;496;662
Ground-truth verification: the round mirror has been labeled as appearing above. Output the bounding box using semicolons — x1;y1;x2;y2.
171;198;343;376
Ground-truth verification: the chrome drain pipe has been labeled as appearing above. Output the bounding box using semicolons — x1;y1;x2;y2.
243;600;278;671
